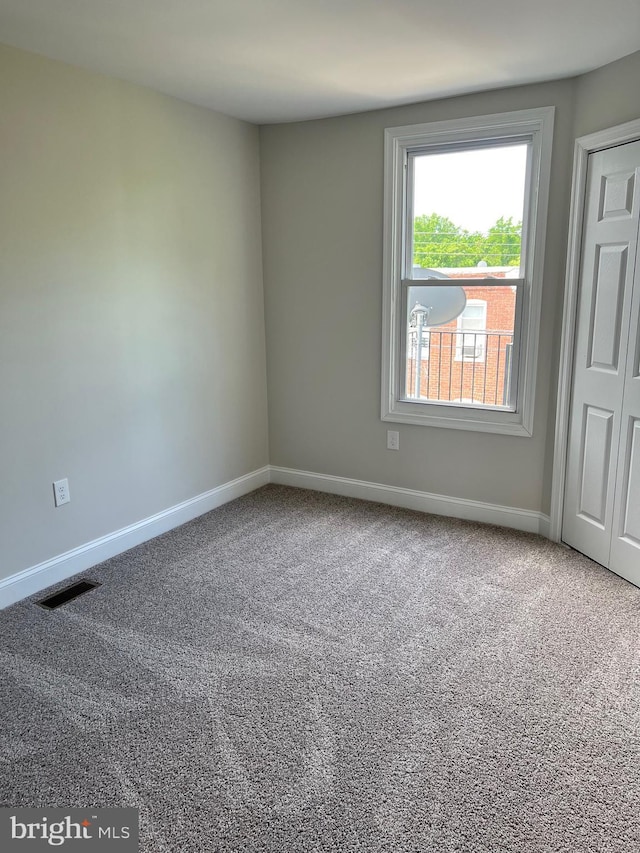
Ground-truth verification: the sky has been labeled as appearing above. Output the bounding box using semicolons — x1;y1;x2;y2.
413;144;528;234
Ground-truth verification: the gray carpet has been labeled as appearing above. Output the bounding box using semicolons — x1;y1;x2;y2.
1;484;640;852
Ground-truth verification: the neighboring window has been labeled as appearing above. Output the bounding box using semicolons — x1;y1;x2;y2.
381;107;554;436
456;300;487;362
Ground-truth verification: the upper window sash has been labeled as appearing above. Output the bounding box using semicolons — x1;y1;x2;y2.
403;138;533;281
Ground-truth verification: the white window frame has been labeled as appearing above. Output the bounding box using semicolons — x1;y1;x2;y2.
381;107;554;436
455;300;487;363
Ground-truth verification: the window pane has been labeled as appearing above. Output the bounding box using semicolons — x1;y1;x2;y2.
460;305;485;324
411;144;528;279
406;284;516;409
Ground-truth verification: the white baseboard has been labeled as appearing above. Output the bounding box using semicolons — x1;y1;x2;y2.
0;466;270;610
270;466;550;537
2;463;551;610
537;515;552;540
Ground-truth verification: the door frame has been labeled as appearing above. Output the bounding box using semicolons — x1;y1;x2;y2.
550;118;640;543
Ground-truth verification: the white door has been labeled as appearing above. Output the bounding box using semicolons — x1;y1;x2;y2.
563;140;640;584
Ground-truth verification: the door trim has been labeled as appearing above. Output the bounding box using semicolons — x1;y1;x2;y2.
550;118;640;542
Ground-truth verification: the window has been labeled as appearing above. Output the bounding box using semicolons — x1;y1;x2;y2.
456;300;487;362
381;108;554;435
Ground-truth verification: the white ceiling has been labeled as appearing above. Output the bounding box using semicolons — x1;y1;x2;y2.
0;0;638;124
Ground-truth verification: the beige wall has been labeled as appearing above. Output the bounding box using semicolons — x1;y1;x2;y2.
0;44;268;582
2;40;639;587
573;50;640;139
261;80;576;513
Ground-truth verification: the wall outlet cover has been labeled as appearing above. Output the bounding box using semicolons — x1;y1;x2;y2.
53;478;70;507
387;430;400;451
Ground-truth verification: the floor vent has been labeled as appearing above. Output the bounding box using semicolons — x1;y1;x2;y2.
37;580;101;610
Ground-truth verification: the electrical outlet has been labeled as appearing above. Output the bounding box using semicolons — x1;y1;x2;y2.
387;430;400;451
53;478;70;507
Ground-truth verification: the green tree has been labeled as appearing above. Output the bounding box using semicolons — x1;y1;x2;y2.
413;213;474;268
482;216;522;266
413;213;521;269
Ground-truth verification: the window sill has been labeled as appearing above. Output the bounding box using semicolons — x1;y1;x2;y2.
382;399;533;436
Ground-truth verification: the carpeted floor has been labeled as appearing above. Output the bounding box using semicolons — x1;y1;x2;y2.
1;484;640;852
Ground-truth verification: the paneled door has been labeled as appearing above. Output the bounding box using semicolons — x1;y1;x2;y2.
563;139;640;585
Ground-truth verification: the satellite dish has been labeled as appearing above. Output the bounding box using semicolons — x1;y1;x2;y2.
408;285;467;327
